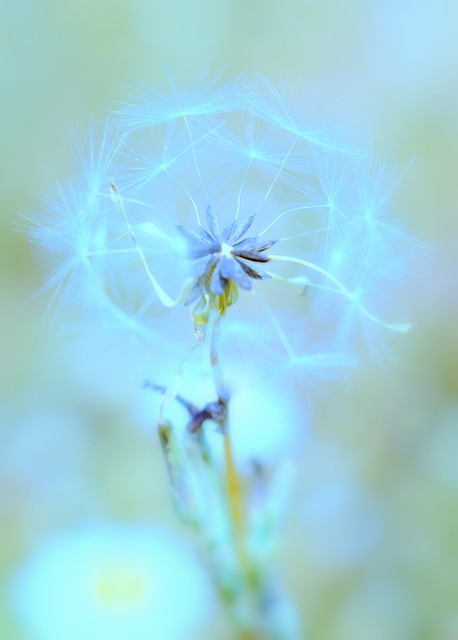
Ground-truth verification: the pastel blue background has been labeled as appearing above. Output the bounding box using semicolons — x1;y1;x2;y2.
1;2;457;638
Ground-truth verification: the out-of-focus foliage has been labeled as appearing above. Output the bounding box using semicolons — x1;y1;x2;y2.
1;1;457;639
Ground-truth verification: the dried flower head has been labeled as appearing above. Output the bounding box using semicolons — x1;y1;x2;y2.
25;72;423;382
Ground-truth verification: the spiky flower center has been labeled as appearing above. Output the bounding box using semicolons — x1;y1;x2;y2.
220;242;233;258
177;205;277;327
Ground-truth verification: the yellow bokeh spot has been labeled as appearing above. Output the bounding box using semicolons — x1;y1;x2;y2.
92;565;150;609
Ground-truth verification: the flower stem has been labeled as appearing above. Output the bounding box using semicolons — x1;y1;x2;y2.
154;325;299;639
223;430;246;564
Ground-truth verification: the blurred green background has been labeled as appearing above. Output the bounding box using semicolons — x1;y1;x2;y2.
1;1;458;639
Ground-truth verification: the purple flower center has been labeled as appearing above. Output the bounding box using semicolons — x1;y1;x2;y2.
177;205;277;296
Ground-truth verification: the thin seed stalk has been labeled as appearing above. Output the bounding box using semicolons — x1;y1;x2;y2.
156;307;298;639
224;430;245;560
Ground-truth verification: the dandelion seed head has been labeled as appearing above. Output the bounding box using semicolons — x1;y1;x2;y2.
26;72;425;383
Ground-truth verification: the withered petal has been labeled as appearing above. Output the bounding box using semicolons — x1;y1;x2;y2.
233;237;277;252
236;258;271;281
177;224;219;250
222;214;256;244
232;249;270;263
210;262;227;295
206;203;220;239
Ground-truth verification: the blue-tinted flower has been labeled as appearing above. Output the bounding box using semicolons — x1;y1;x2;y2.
25;73;423;385
178;206;275;293
9;522;211;640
